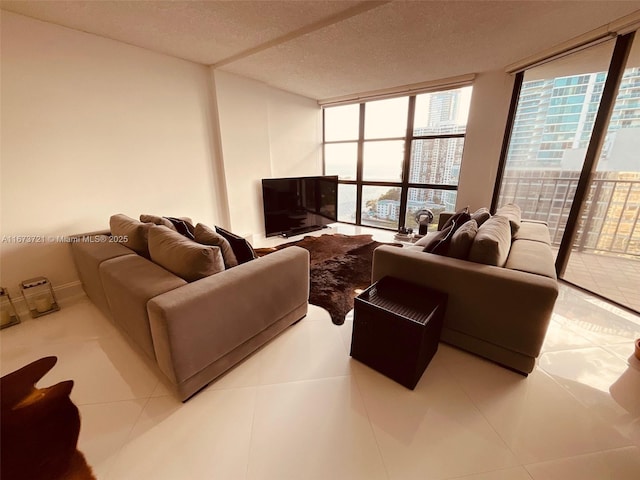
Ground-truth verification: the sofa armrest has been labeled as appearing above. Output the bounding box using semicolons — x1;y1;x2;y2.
372;245;558;357
147;246;310;385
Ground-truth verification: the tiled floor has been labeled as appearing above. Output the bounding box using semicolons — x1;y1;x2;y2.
1;228;640;479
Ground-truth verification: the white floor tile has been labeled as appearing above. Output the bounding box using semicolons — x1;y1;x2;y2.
541;316;596;352
246;376;388;480
447;360;632;464
209;306;353;390
77;399;148;480
352;359;518;480
105;389;257;480
1;334;160;405
0;297;117;347
526;446;640;479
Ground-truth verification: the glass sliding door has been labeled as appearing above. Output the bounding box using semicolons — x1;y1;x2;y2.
496;40;616;254
496;31;640;314
564;36;640;312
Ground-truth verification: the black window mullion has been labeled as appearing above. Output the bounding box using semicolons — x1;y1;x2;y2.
413;133;466;141
325;87;470;231
355;103;365;225
398;96;416;229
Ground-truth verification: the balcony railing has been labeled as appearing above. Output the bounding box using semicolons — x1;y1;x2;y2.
500;172;640;257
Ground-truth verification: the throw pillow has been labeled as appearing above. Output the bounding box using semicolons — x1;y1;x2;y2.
423;223;455;255
441;206;470;231
470;207;491;227
215;226;257;264
163;217;195;240
467;215;512;267
110;214;152;258
148;226;224;282
447;219;478;259
495;203;522;235
140;214;176;231
194;223;239;268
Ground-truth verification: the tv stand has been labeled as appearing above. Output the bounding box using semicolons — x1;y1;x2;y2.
280;225;327;238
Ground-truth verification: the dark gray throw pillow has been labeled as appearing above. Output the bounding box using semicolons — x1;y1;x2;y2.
164;217;195;240
215;226;256;264
423;222;455;255
441;206;470;232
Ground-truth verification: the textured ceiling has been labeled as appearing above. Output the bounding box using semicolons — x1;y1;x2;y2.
2;0;640;100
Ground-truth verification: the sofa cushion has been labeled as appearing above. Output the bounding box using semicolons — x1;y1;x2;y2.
215;226;256;264
148;226;225;282
140;214;176;231
470;207;491;227
514;221;552;245
447;219;478;259
110;214;152;258
468;215;512;267
495;203;522;235
505;240;557;279
194;223;239;268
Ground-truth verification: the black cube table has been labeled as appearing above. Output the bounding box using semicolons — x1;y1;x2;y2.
350;276;447;389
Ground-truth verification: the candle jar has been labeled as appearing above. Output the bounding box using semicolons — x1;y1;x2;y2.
20;277;59;318
0;287;21;329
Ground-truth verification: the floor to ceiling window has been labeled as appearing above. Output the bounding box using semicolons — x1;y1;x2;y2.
323;85;473;232
494;31;640;313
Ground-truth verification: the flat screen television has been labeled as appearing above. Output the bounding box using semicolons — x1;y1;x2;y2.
262;175;338;237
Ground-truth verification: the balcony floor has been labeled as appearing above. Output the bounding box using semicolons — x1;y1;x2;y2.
563;250;640;314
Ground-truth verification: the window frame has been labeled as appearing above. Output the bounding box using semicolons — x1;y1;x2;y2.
323;87;470;231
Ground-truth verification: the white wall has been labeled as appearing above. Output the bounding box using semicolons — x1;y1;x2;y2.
214;70;321;236
0;12;225;298
457;70;515;210
267;87;322;178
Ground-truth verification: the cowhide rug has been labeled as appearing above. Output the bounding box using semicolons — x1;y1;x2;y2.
255;234;400;325
0;356;96;480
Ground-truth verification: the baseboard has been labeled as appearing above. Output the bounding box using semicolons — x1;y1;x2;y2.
11;281;86;316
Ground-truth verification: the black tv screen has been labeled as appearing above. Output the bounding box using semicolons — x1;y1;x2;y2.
262;176;338;237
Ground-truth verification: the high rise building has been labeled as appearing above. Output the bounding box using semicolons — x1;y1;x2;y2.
408;90;465;207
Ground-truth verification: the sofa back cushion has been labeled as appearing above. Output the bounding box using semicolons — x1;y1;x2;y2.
495;203;522;235
148;226;225;282
194;223;239;268
110;214;152;258
447;219;478;259
514;221;551;245
140;214;176;231
468;215;512;267
470;207;491;227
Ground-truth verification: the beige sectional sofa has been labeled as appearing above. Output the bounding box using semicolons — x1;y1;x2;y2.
70;215;309;401
372;206;558;374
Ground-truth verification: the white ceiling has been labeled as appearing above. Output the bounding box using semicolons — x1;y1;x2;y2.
2;0;640;101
